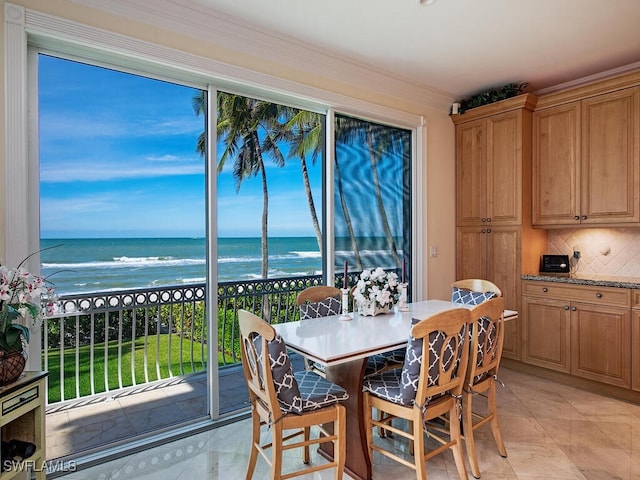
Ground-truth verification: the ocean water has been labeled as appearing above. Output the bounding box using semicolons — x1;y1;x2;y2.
40;237;401;295
39;237;322;294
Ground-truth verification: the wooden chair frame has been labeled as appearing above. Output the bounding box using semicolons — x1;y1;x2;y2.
238;310;346;480
363;308;471;480
463;297;508;478
452;279;503;297
295;286;341;306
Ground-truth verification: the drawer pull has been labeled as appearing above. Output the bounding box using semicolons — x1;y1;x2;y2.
571;306;577;311
564;305;569;310
581;215;587;220
596;293;603;298
574;215;580;221
542;287;548;293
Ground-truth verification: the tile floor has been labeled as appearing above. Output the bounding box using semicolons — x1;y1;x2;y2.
53;367;640;479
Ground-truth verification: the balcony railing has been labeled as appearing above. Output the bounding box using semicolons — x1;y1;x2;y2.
42;274;348;405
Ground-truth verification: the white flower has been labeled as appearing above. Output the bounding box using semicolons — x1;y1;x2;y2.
0;264;53;319
353;267;399;309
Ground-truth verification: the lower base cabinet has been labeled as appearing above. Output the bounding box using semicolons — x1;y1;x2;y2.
522;281;632;389
632;308;640;392
570;302;630;388
522;296;570;373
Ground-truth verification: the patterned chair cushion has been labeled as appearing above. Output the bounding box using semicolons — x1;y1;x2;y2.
299;296;342;320
364;317;466;407
294;370;349;412
254;334;303;414
472;315;497;384
451;287;498;305
364;348;406;377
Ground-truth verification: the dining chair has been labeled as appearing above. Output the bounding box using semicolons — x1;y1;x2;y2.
296;286;342;376
463;296;508;478
238;309;349;480
362;308;471;480
451;279;502;305
296;285;404;378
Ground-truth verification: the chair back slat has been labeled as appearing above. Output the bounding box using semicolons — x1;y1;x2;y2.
467;297;505;385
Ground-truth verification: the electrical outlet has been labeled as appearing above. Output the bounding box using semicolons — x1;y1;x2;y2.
572;245;580;258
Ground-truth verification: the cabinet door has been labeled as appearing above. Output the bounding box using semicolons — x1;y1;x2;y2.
581;87;640;224
486;228;519;310
570;302;631;388
532;102;581;225
486;110;523;225
633;310;640;392
456;119;486;225
455;227;487;281
522;296;571;373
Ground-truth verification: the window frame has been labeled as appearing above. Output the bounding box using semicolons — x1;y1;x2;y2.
4;0;425;420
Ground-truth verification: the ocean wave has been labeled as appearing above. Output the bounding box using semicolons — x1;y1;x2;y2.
43;257;206;269
290;251;321;259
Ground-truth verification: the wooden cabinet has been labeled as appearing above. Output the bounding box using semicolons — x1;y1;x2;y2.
0;372;47;480
533;86;640;226
632;291;640;392
522;281;631;389
522;295;571;373
456;109;526;226
453;94;547;361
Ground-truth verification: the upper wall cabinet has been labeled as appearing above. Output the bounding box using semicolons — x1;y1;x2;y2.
453;94;537;226
533;83;640;227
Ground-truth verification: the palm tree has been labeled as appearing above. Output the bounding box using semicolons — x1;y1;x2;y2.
193;91;284;278
279;109;323;255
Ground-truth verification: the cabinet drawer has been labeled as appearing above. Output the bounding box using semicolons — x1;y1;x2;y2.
2;385;39;416
522;281;631;307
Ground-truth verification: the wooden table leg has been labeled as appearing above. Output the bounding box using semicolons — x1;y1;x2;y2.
321;357;372;480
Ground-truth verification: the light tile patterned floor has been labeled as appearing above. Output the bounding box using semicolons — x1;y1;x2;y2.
54;367;640;479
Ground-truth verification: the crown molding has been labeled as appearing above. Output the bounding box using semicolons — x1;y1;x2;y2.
67;0;453;111
534;60;640;97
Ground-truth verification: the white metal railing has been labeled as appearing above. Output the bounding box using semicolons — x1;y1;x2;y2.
41;274;339;406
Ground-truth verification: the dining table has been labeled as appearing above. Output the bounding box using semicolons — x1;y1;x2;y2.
273;299;517;480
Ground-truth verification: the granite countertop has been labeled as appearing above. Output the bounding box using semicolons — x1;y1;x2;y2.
522;273;640;289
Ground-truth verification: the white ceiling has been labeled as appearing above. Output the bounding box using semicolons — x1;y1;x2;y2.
194;0;640;101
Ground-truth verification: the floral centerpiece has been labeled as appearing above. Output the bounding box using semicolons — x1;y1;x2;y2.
353;267;399;316
0;256;54;385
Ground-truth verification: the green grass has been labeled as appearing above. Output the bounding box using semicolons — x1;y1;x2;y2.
45;333;208;403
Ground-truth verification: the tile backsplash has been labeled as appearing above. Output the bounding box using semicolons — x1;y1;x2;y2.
546;228;640;276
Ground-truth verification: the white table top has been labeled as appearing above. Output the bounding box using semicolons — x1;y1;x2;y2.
273;300;517;367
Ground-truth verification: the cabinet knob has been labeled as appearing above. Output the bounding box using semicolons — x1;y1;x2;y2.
481;229;486;233
564;305;569;310
542;287;548;292
581;215;587;220
486;217;492;222
486;228;492;233
596;292;603;298
482;218;487;222
574;216;580;221
571;306;577;311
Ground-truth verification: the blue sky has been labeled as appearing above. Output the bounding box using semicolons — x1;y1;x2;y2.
38;55;322;239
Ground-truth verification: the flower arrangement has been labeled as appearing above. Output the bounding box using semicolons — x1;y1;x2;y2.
353;267;399;314
0;258;53;353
